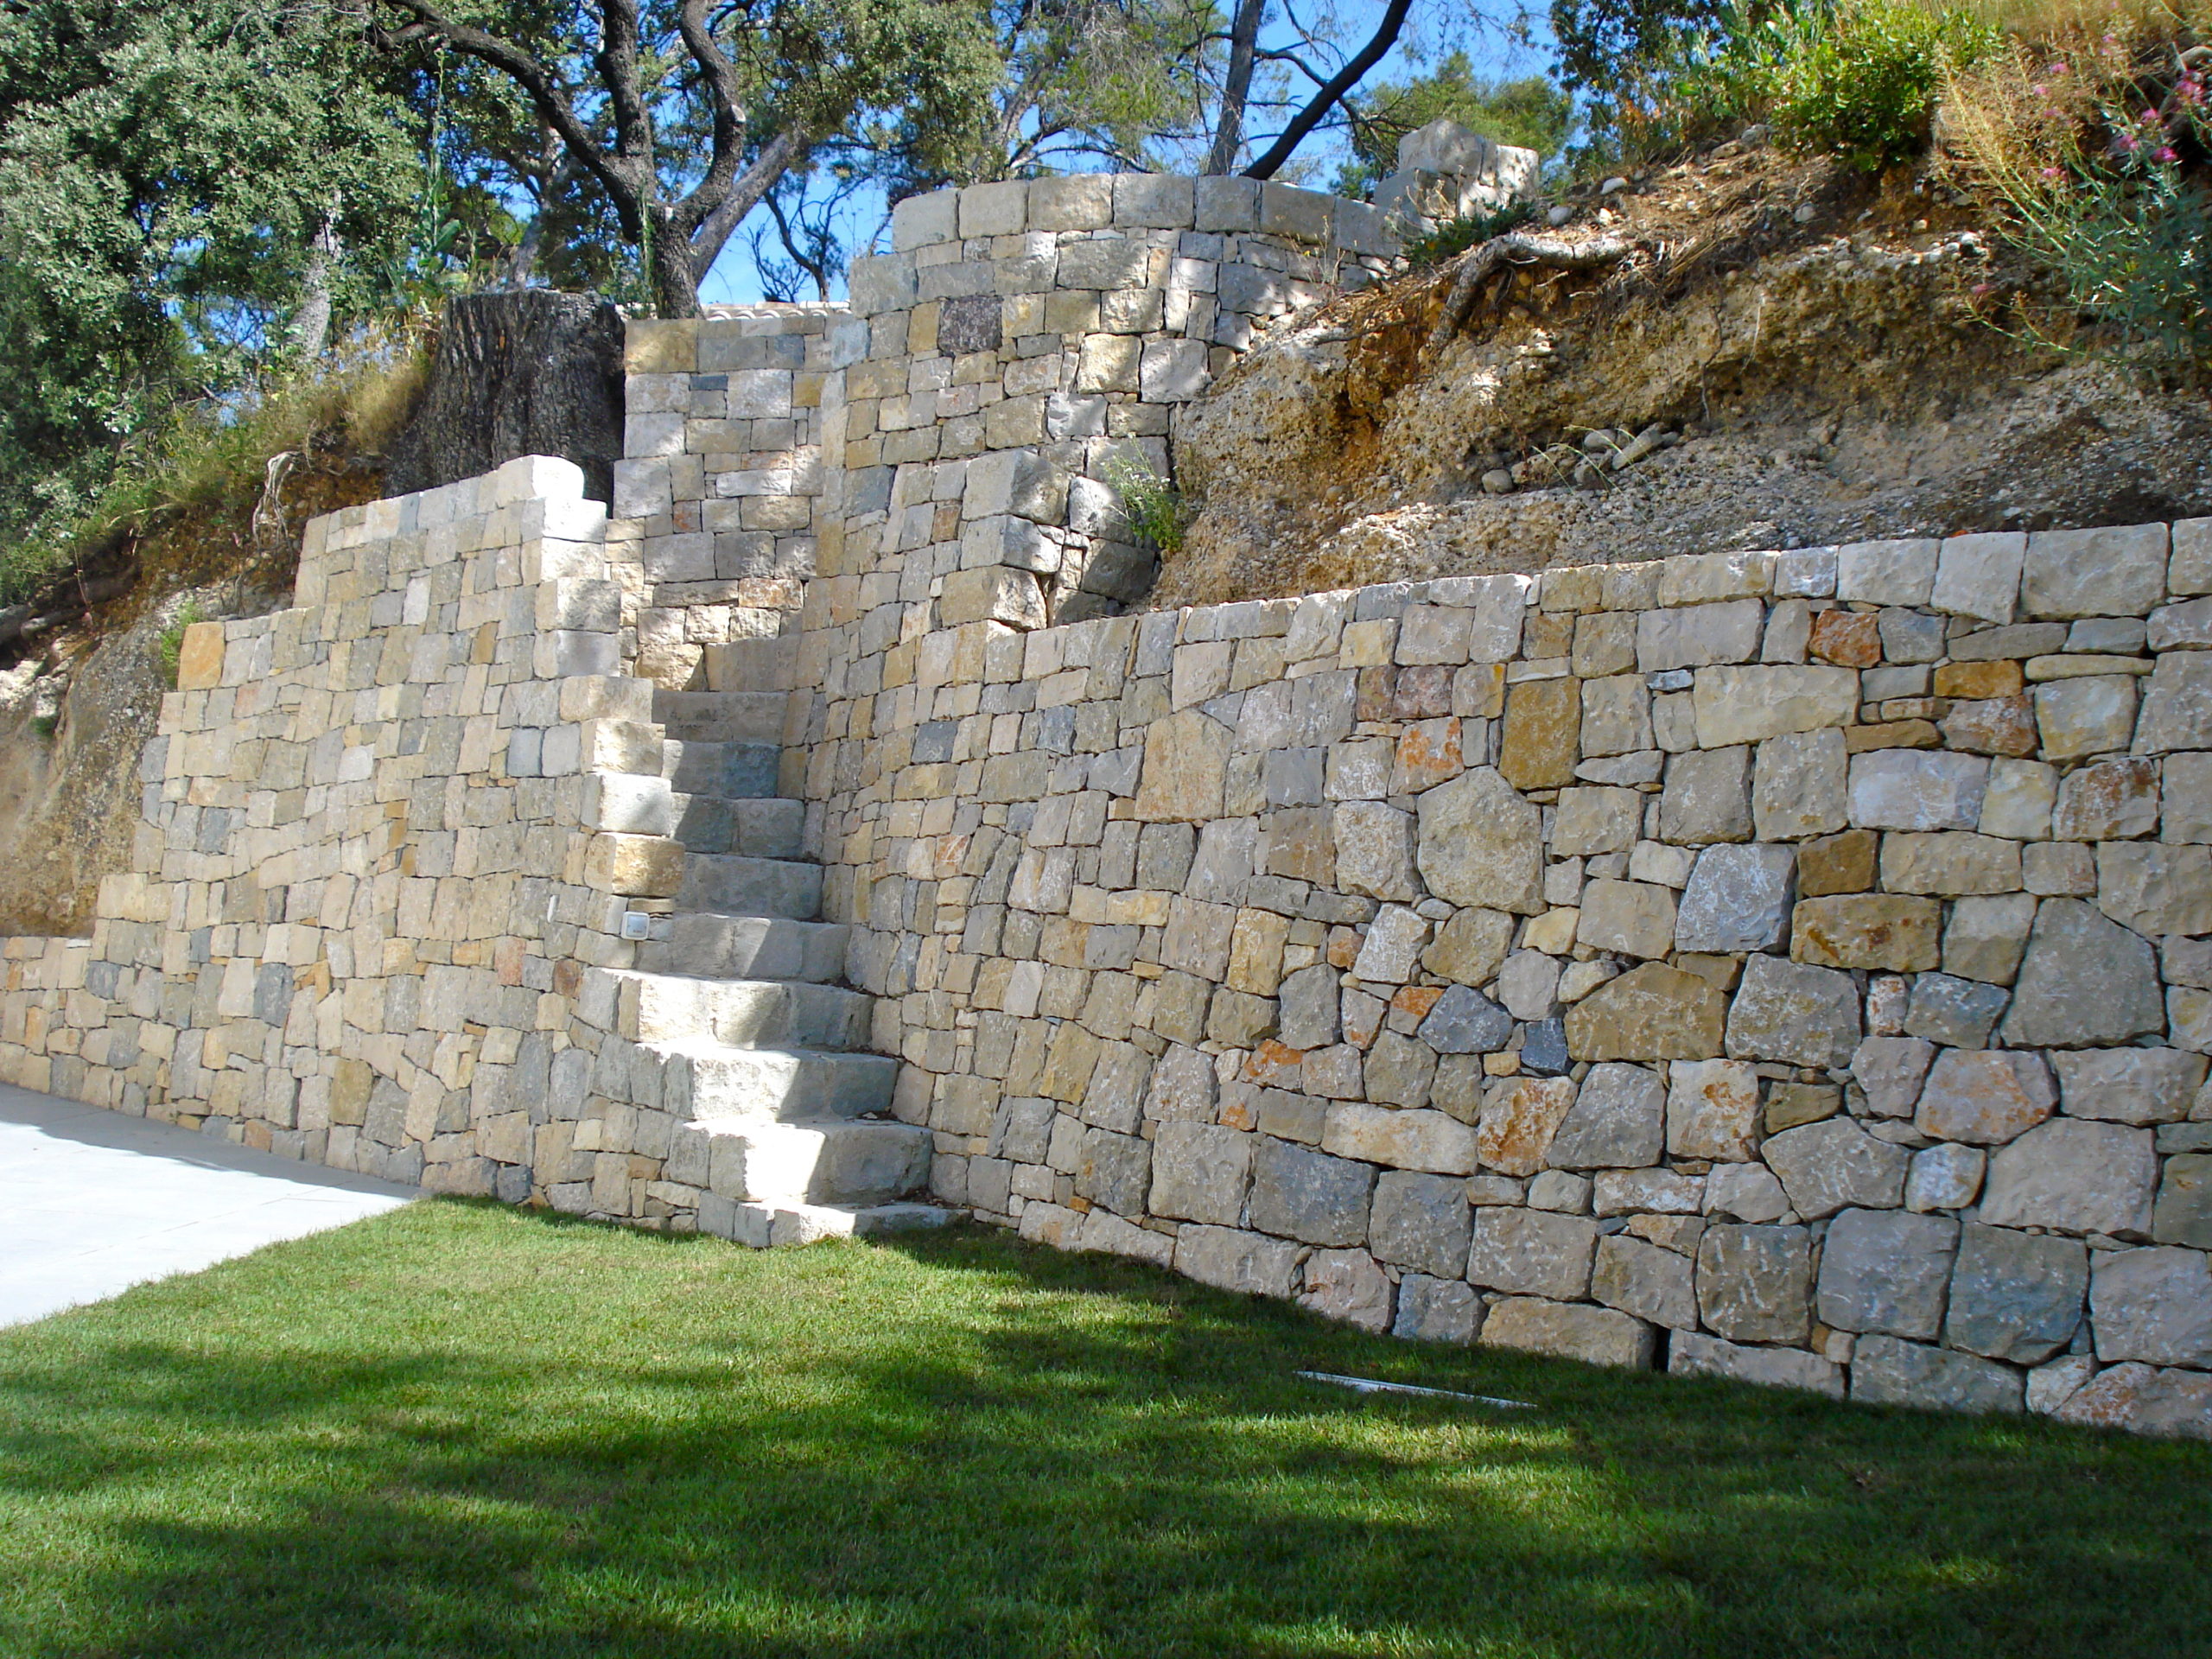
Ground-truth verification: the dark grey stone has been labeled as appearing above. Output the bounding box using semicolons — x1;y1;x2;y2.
1816;1207;1958;1340
1519;1018;1571;1076
2002;899;2166;1048
1419;985;1514;1053
1369;1170;1472;1276
1248;1136;1376;1247
1942;1223;2088;1363
1904;973;2011;1049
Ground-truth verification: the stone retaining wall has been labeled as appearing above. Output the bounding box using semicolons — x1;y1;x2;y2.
0;458;708;1215
809;519;2212;1436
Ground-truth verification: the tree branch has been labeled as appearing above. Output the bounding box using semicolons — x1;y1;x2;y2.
1423;232;1630;358
1240;0;1410;180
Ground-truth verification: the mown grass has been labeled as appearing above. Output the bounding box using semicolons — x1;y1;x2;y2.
1;1201;2206;1659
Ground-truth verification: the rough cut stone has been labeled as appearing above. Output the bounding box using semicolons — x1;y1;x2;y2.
1669;1331;1845;1396
1592;1234;1699;1328
1322;1103;1479;1173
1174;1224;1299;1298
2021;522;2169;618
1703;1161;1790;1223
1791;894;1942;972
1332;800;1418;901
1943;1222;2088;1363
1914;1048;2056;1145
1418;984;1514;1053
1423;906;1515;986
1248;1136;1376;1246
1667;1058;1763;1161
1363;1031;1437;1107
1553;786;1643;856
1479;1297;1656;1368
1660;746;1753;844
1468;1206;1599;1298
1276;963;1341;1051
1979;1118;2158;1236
1545;1062;1664;1168
2052;757;2162;842
1879;833;2022;897
1565;963;1728;1061
1853;1035;1936;1117
1850;1334;2023;1414
1351;904;1430;983
1765;1119;1910;1217
1578;878;1678;959
2053;1046;2208;1124
2091;1246;2212;1368
1135;709;1231;821
1147;1122;1254;1225
2053;1361;2212;1440
1476;1075;1579;1176
2037;676;2139;762
1496;950;1562;1021
1902;973;2012;1049
1906;1141;1985;1211
1752;728;1849;841
1369;1169;1472;1275
1675;843;1796;953
1847;750;1989;831
1417;768;1543;913
1393;1274;1482;1344
2001;899;2167;1047
1817;1207;1959;1339
1500;676;1580;789
2134;653;2212;753
1692;664;1859;747
1942;893;2037;986
2097;842;2212;938
1978;758;2056;841
1299;1248;1394;1332
1696;1223;1813;1343
1796;827;1878;896
2154;1154;2212;1249
1725;954;1859;1069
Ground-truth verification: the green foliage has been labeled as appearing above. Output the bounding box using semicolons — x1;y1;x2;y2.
1550;0;1742;111
156;601;212;692
1336;55;1573;199
1673;0;1999;169
1103;452;1188;555
1400;200;1541;265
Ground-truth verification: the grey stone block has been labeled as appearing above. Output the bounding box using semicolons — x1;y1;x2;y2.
1904;973;2011;1049
1725;953;1860;1069
1669;1331;1846;1397
1147;1122;1253;1225
1979;1119;2158;1236
2002;899;2167;1048
1943;1222;2088;1363
1696;1223;1813;1344
2091;1245;2212;1367
1369;1169;1472;1276
1468;1206;1599;1299
1592;1234;1698;1329
1764;1117;1910;1217
1419;984;1514;1053
1248;1135;1376;1246
1393;1274;1482;1344
1073;1127;1151;1216
1817;1207;1958;1340
1174;1224;1299;1298
1850;1334;2023;1414
1675;842;1796;953
1545;1062;1664;1168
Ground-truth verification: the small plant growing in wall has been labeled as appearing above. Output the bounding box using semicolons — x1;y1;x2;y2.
1103;453;1189;556
157;600;209;691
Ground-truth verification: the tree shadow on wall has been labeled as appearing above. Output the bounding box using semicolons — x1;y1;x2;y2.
0;1211;2205;1659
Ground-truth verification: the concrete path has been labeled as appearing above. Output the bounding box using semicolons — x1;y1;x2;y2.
0;1082;416;1329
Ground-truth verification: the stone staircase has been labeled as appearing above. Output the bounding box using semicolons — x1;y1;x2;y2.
619;631;950;1247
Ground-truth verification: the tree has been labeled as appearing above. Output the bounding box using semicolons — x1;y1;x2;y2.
1332;52;1570;197
1549;0;1736;116
370;0;1001;317
0;0;419;550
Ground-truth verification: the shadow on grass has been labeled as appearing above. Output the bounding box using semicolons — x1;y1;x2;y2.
0;1203;2206;1659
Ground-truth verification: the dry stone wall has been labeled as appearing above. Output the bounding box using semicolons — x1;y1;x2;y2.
808;518;2212;1438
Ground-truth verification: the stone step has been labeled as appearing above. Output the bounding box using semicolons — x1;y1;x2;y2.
710;1199;958;1249
613;969;869;1051
652;1037;899;1122
677;851;823;919
695;1118;932;1206
654;689;788;744
669;791;805;858
663;739;781;798
703;634;800;694
638;912;849;982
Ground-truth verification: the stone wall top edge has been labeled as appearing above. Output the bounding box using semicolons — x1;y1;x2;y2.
308;454;595;551
885;173;1394;258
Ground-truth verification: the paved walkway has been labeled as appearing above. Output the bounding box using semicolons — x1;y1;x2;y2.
0;1082;416;1328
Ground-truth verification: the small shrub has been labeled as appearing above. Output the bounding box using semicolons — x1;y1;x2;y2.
1402;200;1541;266
1101;454;1188;556
156;599;210;690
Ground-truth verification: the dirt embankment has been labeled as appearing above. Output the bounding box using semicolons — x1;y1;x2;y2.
1160;139;2212;609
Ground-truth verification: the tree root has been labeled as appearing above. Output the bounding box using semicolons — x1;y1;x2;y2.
1422;233;1631;359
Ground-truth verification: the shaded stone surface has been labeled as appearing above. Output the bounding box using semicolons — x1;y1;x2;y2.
1979;1119;2158;1236
1592;1233;1699;1329
1669;1331;1845;1397
1850;1334;2023;1414
1816;1207;1958;1340
2091;1246;2212;1368
1479;1297;1656;1368
2002;899;2167;1048
1943;1222;2088;1363
1247;1136;1375;1246
1696;1222;1813;1344
1544;1062;1664;1168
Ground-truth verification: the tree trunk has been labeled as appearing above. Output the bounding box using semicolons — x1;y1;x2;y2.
385;290;626;504
293;210;341;359
648;207;702;318
1205;0;1267;176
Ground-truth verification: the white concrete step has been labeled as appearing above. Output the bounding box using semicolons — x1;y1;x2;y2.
697;1118;932;1206
638;912;849;982
677;851;823;919
613;969;869;1051
668;792;804;858
650;1037;898;1122
710;1199;958;1248
654;689;788;744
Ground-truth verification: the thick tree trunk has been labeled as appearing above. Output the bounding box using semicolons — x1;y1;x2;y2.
293;211;341;360
385;290;626;504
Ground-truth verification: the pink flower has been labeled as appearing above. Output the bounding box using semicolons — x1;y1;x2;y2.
2041;165;2065;179
2154;145;2179;162
2117;132;2139;149
2140;107;2161;125
2031;84;2046;96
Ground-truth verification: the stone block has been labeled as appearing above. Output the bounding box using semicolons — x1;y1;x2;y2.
1469;1206;1599;1297
1848;750;1988;831
1667;1058;1762;1161
2054;1046;2207;1124
1417;984;1513;1053
1416;768;1543;912
1752;728;1848;842
1915;1048;2055;1145
1669;1332;1845;1396
1943;1222;2088;1363
2001;899;2166;1047
1942;893;2036;985
1979;1118;2158;1236
1500;677;1580;789
1578;878;1677;959
1636;598;1764;671
1817;1206;1958;1339
1796;827;1879;896
1148;1122;1253;1225
1299;1248;1393;1332
1332;800;1417;901
1880;833;2021;897
1351;905;1430;983
1028;174;1114;230
1592;1233;1698;1328
582;833;685;896
1545;1061;1665;1168
2054;1361;2212;1439
1696;1222;1813;1343
1703;1162;1789;1223
1566;963;1729;1061
1692;664;1859;747
2135;653;2212;753
1135;708;1231;822
2022;523;2169;618
2154;1154;2212;1248
2091;1245;2212;1367
1906;1140;1985;1211
1850;1334;2022;1414
2098;842;2212;937
1675;843;1796;953
1660;746;1753;844
2163;752;2212;842
1480;1298;1656;1368
1580;675;1652;757
1248;1136;1375;1246
1933;531;2026;624
1074;1127;1152;1214
1554;786;1643;856
175;622;226;691
1322;1103;1480;1173
1766;1119;1910;1218
1369;1169;1473;1276
1174;1224;1298;1298
1725;954;1859;1069
2036;675;2139;761
1902;972;2011;1049
1790;894;1944;972
1837;537;1939;606
1475;1074;1578;1175
1393;1274;1482;1344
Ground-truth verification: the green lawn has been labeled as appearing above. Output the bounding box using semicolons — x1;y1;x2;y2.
1;1204;2206;1658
